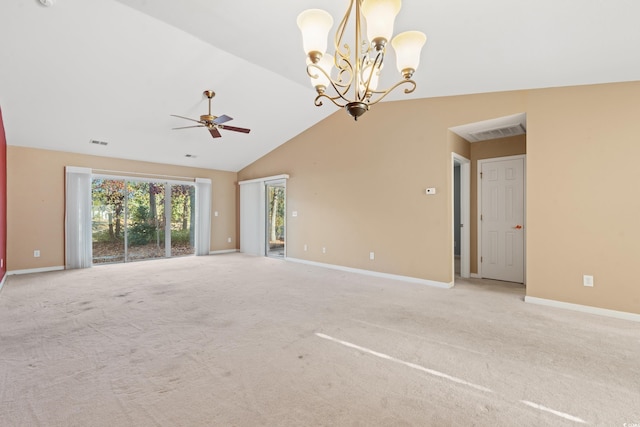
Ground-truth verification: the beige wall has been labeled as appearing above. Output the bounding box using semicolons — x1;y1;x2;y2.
239;81;640;315
239;91;527;285
7;146;237;271
527;82;640;313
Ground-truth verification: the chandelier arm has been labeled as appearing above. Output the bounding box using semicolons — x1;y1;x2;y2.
353;0;363;102
361;50;384;101
328;74;358;104
335;66;354;91
314;92;348;109
367;79;417;106
306;62;352;102
334;0;354;60
334;43;354;93
305;63;322;80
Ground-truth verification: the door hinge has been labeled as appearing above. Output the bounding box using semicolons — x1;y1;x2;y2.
480;172;483;179
481;256;483;263
480;214;483;221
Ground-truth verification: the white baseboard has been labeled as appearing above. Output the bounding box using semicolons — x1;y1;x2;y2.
525;296;640;323
286;257;453;289
470;273;482;279
209;249;238;255
8;266;65;276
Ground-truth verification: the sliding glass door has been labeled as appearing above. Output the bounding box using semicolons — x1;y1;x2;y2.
126;181;166;262
92;178;126;264
170;184;195;257
266;181;286;258
91;177;195;264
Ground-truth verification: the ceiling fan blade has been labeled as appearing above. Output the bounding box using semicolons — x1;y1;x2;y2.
219;124;251;134
213;114;233;125
172;125;205;130
209;127;222;138
170;114;203;124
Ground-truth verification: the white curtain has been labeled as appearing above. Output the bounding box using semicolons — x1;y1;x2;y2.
239;181;266;256
195;178;212;256
65;166;92;269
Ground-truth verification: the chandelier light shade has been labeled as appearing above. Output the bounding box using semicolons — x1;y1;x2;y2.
297;9;334;64
307;55;333;93
297;0;426;120
392;31;427;78
361;0;401;49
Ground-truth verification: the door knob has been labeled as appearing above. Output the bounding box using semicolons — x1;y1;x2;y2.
514;224;523;229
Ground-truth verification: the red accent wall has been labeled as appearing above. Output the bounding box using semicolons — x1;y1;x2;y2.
0;107;6;278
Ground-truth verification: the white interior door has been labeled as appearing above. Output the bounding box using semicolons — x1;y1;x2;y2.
480;156;525;283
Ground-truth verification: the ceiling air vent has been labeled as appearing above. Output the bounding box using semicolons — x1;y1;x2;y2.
90;139;108;146
468;123;526;142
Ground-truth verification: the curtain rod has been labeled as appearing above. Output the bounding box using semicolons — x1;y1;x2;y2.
91;168;197;182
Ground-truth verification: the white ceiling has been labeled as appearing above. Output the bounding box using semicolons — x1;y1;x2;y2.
1;0;639;172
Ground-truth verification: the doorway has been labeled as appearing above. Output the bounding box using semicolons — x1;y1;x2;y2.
265;180;286;258
478;155;526;283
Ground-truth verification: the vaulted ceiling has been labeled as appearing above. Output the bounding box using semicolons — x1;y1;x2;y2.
1;0;639;171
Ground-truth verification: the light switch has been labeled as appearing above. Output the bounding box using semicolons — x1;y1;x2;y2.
292;211;298;217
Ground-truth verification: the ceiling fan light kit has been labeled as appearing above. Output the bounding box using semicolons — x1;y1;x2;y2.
297;0;426;120
170;90;251;139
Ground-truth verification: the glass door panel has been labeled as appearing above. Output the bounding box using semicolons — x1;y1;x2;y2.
170;184;196;257
91;178;126;264
126;182;166;261
266;183;285;258
91;178;198;264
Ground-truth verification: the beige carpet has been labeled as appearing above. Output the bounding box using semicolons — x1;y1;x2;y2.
1;253;638;426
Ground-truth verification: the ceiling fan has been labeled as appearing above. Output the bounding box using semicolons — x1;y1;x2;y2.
171;90;251;139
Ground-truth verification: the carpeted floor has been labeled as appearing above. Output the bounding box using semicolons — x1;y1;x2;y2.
0;253;638;426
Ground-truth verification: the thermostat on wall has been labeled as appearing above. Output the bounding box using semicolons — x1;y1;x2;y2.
426;187;436;195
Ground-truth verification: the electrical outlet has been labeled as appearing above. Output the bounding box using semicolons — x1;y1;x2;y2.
583;275;594;287
34;250;41;258
370;252;375;260
304;244;308;251
214;211;219;217
227;237;232;243
322;247;326;254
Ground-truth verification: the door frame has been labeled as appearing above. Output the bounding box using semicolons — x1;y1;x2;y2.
452;153;470;279
238;174;289;257
477;154;527;283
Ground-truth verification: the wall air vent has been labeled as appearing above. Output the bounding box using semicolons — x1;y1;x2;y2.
185;154;197;158
90;139;108;146
467;123;526;142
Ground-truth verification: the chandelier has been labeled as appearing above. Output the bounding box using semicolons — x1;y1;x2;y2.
297;0;426;120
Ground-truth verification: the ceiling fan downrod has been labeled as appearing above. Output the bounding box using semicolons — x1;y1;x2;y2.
201;90;216;123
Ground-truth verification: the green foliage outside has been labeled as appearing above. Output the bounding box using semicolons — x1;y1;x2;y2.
92;179;195;247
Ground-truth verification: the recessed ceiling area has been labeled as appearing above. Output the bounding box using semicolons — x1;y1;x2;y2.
450;113;527;143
